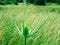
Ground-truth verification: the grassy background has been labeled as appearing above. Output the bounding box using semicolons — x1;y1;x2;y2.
0;4;60;45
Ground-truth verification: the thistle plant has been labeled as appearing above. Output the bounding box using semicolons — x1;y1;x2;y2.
14;17;48;45
13;0;48;45
13;3;48;44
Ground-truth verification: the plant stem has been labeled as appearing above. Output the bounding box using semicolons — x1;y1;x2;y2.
24;37;27;45
23;1;27;45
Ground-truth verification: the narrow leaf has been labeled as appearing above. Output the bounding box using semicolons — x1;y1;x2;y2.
28;17;48;37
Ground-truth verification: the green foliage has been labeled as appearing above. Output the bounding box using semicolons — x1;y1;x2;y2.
0;0;18;5
57;0;60;4
26;0;34;4
0;4;60;45
0;0;60;5
33;0;46;5
46;0;57;3
25;0;60;5
26;0;46;5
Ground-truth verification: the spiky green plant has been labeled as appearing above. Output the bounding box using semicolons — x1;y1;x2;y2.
1;4;48;45
13;1;48;45
14;17;48;45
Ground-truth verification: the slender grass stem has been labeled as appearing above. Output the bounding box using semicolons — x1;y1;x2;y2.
24;37;27;45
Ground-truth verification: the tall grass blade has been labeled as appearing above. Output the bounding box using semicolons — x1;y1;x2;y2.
14;22;23;37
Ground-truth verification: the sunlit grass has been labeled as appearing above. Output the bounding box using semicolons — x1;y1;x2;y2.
0;4;60;45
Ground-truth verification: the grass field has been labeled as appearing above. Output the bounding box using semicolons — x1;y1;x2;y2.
0;4;60;45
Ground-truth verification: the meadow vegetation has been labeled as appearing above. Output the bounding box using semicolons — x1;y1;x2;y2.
0;4;60;45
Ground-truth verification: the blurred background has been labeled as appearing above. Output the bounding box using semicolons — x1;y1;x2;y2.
0;0;60;45
0;0;60;5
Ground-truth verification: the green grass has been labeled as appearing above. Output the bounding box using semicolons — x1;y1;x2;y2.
0;4;60;45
